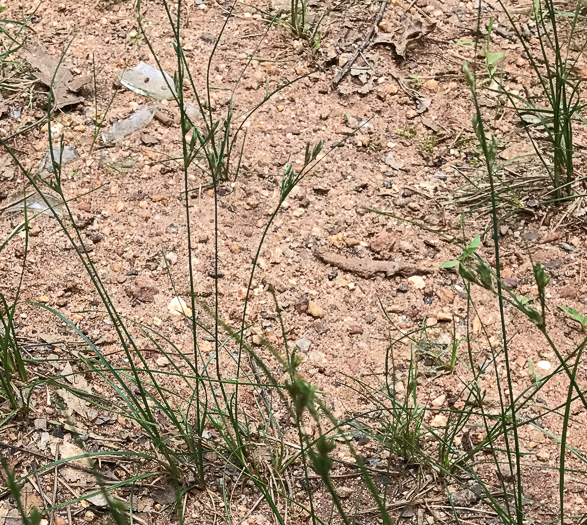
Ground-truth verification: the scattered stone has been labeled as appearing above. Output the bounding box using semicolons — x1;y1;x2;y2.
537;360;551;370
500;142;534;161
378;20;393;33
348;324;363;335
307;302;326;318
450;488;479;507
431;395;446;407
437;312;453;322
408;275;426;289
385;151;404;170
369;231;396;255
166;252;178;265
295;297;309;314
126;277;158;303
337;487;353;499
560;242;573;253
522;231;541;242
151;195;168;205
156;356;169;367
424;79;439;91
199;341;213;353
295;338;311;352
431;414;448;427
34;418;48;430
503;278;518;289
167;296;192;316
141;133;159;146
498;464;516;482
536;449;550;462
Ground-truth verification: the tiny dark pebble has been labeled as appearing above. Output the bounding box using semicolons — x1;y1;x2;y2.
298;195;311;208
397;285;409;293
295;297;309;313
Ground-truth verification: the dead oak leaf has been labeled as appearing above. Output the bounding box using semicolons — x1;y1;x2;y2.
21;46;88;109
372;14;435;58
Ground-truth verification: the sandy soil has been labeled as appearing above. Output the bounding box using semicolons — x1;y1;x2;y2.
1;0;587;523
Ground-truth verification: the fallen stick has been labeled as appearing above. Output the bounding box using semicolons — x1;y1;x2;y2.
333;0;388;86
314;249;434;278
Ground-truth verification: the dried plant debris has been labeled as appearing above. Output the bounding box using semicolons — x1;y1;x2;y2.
21;46;89;109
372;14;435;58
314;249;434;278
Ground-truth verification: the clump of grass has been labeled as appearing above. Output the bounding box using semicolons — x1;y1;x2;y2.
418;135;438;156
395;127;417;139
458;48;587;523
0;212;29;414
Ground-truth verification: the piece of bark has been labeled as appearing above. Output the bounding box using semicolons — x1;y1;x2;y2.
314;249;434;278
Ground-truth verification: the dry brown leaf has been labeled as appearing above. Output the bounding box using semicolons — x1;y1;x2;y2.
372;14;435;58
21;46;86;109
56;387;88;418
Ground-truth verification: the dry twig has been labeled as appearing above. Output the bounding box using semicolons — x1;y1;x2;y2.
333;0;388;85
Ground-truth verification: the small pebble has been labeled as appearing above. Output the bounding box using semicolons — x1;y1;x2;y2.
295;338;311;352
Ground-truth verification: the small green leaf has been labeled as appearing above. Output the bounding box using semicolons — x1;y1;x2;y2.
462;235;481;262
559;305;587;329
516;295;533;306
441;260;459;269
487;52;505;65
